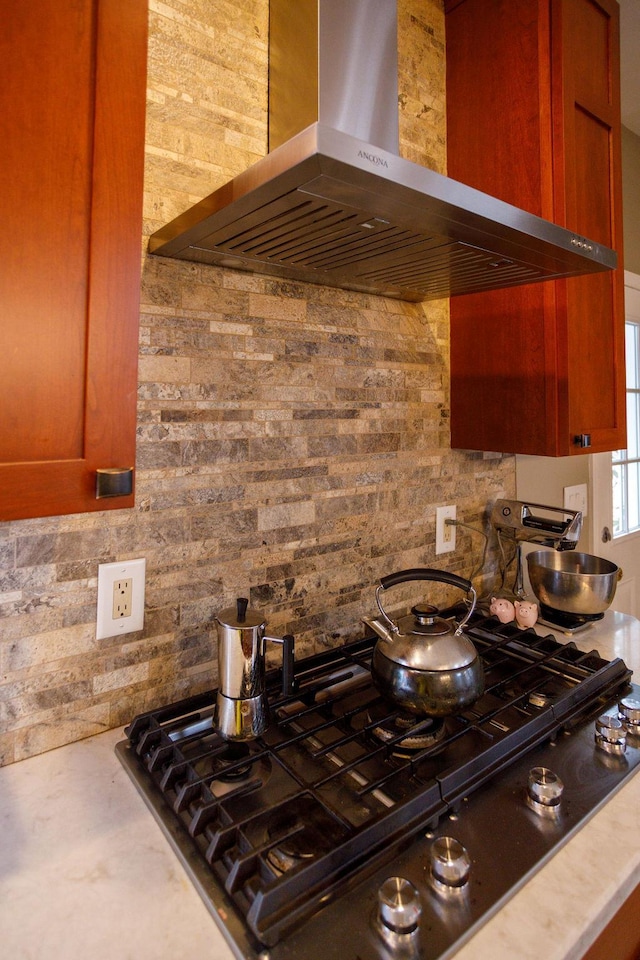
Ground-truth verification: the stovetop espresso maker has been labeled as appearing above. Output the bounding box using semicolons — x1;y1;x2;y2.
215;598;295;740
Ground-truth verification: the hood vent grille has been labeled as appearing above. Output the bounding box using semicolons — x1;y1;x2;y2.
149;1;616;302
185;187;544;300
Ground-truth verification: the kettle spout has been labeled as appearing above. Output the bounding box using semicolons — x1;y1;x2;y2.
362;617;396;644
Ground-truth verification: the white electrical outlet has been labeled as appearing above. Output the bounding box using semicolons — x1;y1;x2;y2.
112;578;133;619
436;505;457;554
96;558;146;640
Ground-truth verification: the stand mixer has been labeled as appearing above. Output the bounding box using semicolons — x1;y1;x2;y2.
490;499;583;621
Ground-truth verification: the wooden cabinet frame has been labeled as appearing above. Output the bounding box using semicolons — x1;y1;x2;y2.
0;0;147;519
445;0;625;456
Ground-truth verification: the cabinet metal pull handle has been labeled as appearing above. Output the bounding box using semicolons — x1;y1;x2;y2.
96;467;134;499
573;434;591;448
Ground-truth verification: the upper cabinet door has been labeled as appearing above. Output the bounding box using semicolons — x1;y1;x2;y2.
445;0;625;457
0;0;147;519
556;0;625;455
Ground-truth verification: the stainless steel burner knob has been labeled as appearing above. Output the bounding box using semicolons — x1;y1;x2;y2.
377;877;421;934
595;715;627;755
429;836;471;890
528;766;564;804
619;698;640;736
527;766;564;817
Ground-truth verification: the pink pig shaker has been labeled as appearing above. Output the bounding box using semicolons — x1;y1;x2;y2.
489;597;515;623
514;600;538;629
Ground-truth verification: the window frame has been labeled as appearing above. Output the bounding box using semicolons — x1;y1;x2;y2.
612;319;640;536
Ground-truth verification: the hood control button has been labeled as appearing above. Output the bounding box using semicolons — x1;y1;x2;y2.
527;766;564;818
595;715;627;755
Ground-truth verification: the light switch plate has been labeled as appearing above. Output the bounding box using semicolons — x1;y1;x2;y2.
96;558;146;640
563;483;588;517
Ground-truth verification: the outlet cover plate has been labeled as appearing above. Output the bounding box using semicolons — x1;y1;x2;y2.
96;558;146;640
436;505;457;554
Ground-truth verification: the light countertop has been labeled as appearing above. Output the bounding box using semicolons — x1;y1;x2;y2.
1;611;639;960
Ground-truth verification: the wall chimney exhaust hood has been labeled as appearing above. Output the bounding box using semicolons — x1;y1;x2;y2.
148;0;617;303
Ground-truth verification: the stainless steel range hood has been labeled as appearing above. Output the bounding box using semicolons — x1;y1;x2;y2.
148;0;616;303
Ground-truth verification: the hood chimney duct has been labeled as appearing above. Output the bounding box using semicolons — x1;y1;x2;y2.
269;0;399;154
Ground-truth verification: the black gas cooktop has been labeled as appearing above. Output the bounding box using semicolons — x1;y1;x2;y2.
117;612;640;960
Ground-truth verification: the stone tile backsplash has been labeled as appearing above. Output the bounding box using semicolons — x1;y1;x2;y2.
0;0;515;765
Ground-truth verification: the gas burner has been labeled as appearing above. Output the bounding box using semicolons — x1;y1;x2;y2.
214;742;254;782
367;705;447;752
266;829;321;874
207;742;273;800
538;603;604;635
265;801;348;875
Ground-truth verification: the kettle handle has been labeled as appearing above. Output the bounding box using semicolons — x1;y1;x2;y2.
375;568;476;637
379;567;472;593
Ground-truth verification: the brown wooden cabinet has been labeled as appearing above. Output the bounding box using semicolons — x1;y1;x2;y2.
0;0;147;520
580;882;640;960
445;0;625;456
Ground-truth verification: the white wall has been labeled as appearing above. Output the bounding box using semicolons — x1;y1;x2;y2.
515;456;591;548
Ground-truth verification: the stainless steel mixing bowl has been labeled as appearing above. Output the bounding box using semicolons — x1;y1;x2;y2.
526;550;619;615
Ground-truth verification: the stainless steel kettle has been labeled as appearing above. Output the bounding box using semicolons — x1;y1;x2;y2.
215;598;295;741
363;568;483;716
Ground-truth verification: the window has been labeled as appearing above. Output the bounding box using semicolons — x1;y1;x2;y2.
612;320;640;537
